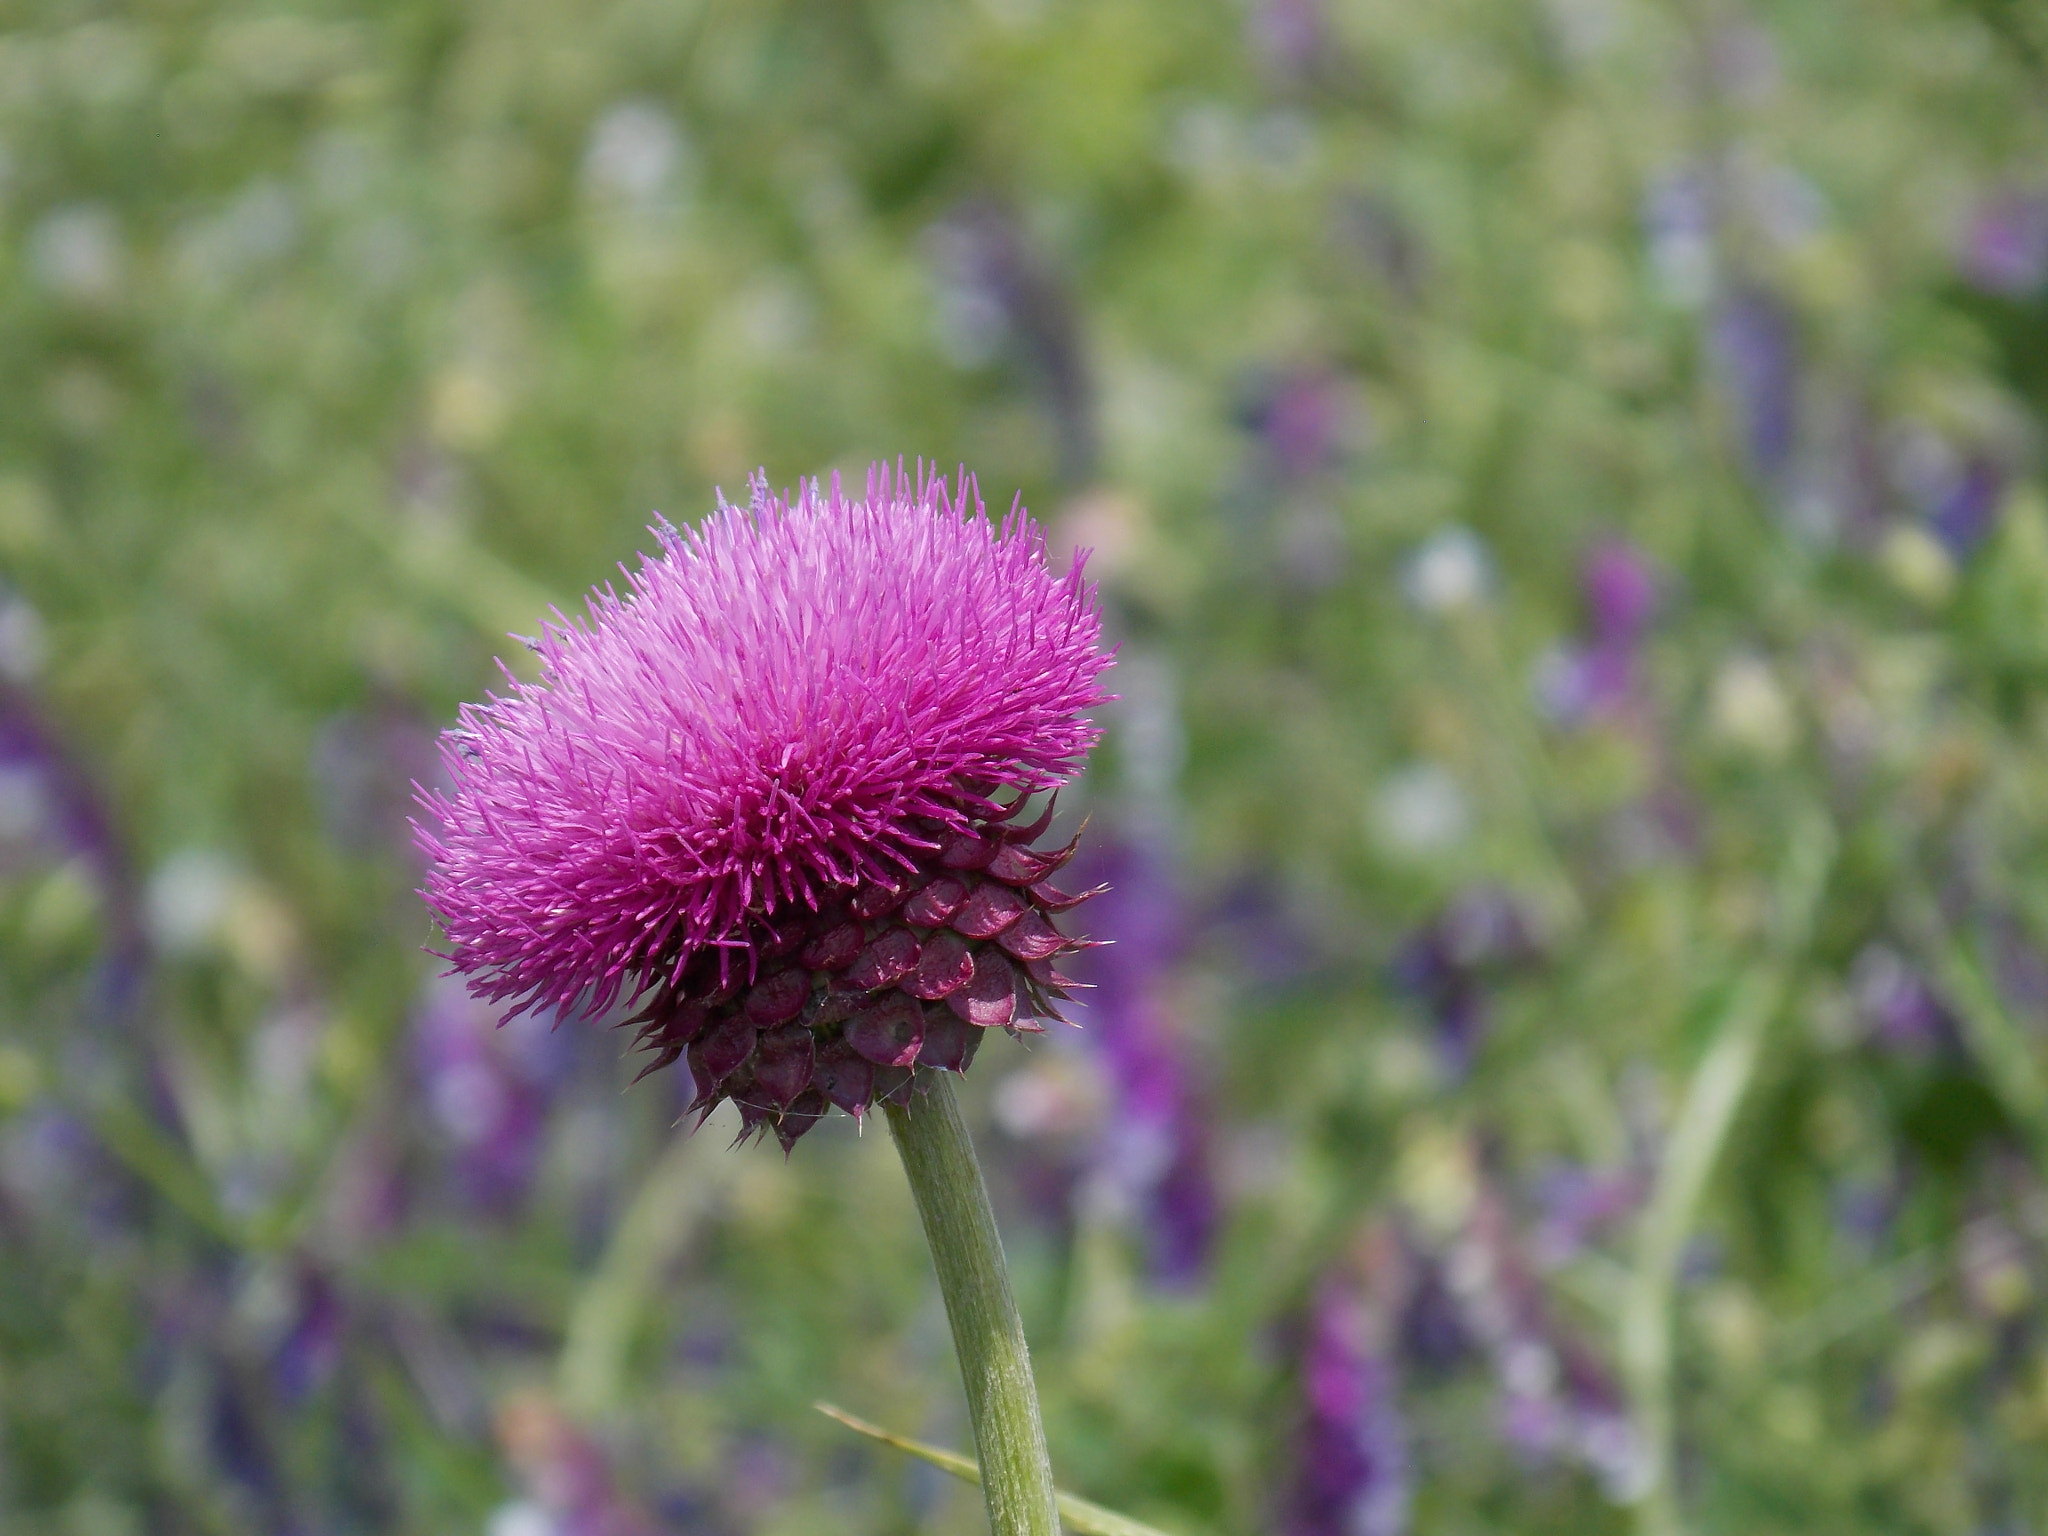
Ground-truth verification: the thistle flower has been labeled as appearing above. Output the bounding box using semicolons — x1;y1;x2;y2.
416;466;1111;1150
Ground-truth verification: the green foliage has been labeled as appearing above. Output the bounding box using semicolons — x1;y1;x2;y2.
3;0;2048;1532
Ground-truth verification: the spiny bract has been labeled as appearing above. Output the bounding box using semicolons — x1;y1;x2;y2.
415;464;1113;1147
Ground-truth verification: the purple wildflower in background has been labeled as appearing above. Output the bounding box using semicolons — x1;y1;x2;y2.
1832;1176;1902;1257
311;697;442;859
1850;944;1962;1058
1710;285;1798;484
1238;368;1350;484
496;1390;663;1536
1536;541;1661;728
412;977;563;1213
416;466;1112;1148
208;1363;296;1532
1529;1162;1648;1269
0;679;146;1001
1287;1240;1413;1536
269;1263;344;1403
1928;454;2007;558
927;204;1098;484
1582;540;1659;647
1250;0;1330;85
1333;193;1426;296
1888;422;2012;558
1642;166;1715;306
1959;191;2048;297
1988;914;2048;1022
1390;887;1541;1077
1209;872;1325;990
1226;366;1356;590
1449;1184;1644;1497
1396;1243;1473;1374
1069;836;1217;1285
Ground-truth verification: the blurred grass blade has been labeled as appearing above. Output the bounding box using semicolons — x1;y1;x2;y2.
1900;894;2048;1162
813;1403;1180;1536
1617;806;1834;1536
560;1128;734;1419
94;1098;244;1247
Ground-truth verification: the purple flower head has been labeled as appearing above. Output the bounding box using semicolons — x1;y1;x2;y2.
1239;368;1349;483
270;1263;343;1403
1849;944;1961;1058
412;975;561;1213
1288;1247;1412;1536
1959;191;2048;298
1710;285;1798;483
1529;1162;1647;1268
1929;454;2007;558
416;466;1113;1146
1390;887;1541;1077
1450;1183;1646;1498
1581;540;1660;646
926;205;1097;483
1533;642;1638;727
1062;835;1218;1283
1250;0;1330;84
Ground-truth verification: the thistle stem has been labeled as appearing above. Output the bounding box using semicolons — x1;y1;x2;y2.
886;1072;1061;1536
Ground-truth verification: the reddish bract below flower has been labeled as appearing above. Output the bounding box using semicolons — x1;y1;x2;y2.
415;464;1112;1147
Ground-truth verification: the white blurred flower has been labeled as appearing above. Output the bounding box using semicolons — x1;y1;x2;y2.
485;1502;560;1536
27;204;124;303
1709;655;1796;759
1372;763;1470;856
0;589;47;681
1403;526;1491;613
0;767;46;842
1643;168;1714;309
581;100;689;204
992;1056;1105;1139
1163;102;1241;185
1880;524;1956;607
1545;0;1621;59
176;179;299;292
145;849;236;954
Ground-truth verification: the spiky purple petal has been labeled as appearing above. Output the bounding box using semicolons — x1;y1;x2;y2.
416;465;1109;1026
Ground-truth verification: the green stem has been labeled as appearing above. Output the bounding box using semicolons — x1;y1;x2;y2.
886;1072;1061;1536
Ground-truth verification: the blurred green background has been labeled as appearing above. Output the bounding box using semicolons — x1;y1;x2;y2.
7;0;2048;1531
